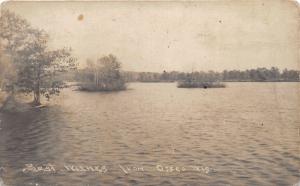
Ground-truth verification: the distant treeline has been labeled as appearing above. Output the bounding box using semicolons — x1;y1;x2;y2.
68;67;299;83
123;67;299;82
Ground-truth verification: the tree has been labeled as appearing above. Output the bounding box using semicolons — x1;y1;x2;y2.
0;49;16;91
95;54;126;90
17;45;77;105
0;46;17;91
281;69;300;81
0;9;29;92
0;9;77;105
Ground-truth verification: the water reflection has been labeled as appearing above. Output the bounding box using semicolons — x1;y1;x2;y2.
0;107;65;185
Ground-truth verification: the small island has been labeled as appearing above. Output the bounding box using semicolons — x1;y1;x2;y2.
177;81;225;88
76;54;126;92
177;72;225;88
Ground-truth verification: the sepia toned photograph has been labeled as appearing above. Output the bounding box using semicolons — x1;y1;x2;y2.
0;0;299;185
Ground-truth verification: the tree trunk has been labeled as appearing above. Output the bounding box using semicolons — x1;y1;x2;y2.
33;65;41;106
33;78;41;106
33;88;41;106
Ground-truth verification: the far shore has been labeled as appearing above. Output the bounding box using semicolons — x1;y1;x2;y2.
67;81;300;86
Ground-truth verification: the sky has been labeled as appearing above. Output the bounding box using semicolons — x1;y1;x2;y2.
2;0;299;72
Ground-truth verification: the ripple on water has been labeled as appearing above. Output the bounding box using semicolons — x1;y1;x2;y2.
0;83;299;185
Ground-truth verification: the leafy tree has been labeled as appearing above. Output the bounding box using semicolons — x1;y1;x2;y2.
0;9;29;92
281;69;299;81
0;9;77;105
0;45;17;91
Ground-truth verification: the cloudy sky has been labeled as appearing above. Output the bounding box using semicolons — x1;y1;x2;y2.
2;0;299;72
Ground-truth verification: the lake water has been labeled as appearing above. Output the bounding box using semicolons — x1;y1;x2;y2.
0;82;299;186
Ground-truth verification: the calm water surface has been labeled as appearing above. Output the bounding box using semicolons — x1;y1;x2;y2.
0;82;299;186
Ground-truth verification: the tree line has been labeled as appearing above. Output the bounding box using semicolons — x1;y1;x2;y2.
118;67;299;83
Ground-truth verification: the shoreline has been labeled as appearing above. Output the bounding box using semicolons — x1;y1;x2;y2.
0;93;42;113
